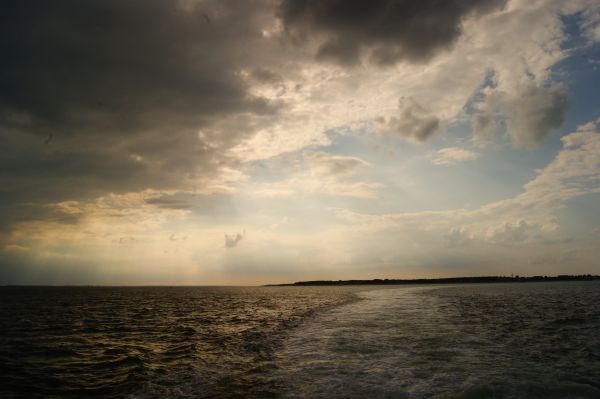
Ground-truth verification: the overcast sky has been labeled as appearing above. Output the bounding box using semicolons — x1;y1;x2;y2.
1;0;600;285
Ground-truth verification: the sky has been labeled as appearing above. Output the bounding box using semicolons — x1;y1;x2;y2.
1;0;600;285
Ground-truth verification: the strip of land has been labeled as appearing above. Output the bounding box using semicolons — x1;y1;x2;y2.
267;275;600;286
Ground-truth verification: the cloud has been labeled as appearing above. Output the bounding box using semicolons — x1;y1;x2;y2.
474;83;568;148
471;112;499;140
251;68;284;84
321;121;600;276
379;98;440;141
0;0;278;136
247;151;381;199
145;194;196;211
144;191;239;219
279;0;506;66
504;84;568;148
225;231;245;248
443;227;473;248
484;220;543;244
581;5;600;42
517;121;600;206
0;190;192;266
336;120;600;245
0;0;584;232
304;151;369;176
0;0;282;220
430;147;479;165
2;1;600;283
3;119;599;283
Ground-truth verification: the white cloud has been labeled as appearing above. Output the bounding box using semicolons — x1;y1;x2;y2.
484;220;543;243
430;147;479;165
247;151;381;199
228;0;592;159
336;121;600;244
304;151;369;176
580;3;600;42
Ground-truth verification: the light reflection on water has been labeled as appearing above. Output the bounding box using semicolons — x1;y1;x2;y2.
0;286;361;398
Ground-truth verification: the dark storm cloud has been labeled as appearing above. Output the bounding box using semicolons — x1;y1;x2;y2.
0;0;281;230
279;0;506;66
0;0;274;137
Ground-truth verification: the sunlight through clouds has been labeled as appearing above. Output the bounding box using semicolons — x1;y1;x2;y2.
1;0;600;284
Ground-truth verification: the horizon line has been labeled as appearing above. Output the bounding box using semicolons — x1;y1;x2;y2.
2;274;599;288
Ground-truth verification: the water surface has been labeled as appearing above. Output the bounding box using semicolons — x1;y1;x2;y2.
0;286;360;398
1;282;599;398
274;282;600;398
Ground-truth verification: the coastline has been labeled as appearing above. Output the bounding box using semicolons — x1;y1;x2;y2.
267;274;600;286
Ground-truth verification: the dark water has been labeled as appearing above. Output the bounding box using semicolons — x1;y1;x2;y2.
275;282;600;398
0;286;361;398
1;282;599;398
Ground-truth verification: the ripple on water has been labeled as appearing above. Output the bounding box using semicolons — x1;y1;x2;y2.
0;286;361;398
1;283;599;398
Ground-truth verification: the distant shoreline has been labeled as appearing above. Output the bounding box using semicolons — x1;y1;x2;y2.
266;274;600;286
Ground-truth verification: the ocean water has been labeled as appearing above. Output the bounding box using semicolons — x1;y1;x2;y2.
1;282;599;398
274;283;600;399
0;286;361;398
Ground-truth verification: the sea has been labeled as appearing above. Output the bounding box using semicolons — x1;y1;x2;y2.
0;282;599;398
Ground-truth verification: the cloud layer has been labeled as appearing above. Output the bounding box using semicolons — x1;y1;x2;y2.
280;0;506;65
1;0;600;283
